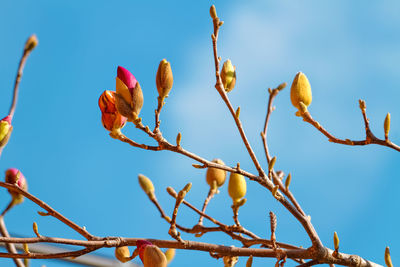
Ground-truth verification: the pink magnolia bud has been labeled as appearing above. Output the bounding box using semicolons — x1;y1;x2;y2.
136;240;153;262
136;240;167;267
98;90;127;131
115;66;144;122
5;168;28;204
0;115;13;148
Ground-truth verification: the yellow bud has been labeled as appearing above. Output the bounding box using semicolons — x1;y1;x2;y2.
221;59;236;92
33;222;40;237
24;34;38;52
115;246;131;263
0;119;12;147
23;243;30;254
268;156;276;172
333;231;339;251
223;255;238;267
285;173;291;190
384;113;390;140
246;255;253;267
143;245;167;267
206;159;227;188
210;5;217;19
228;172;246;203
156;59;173;99
385;247;393;267
290;72;312;110
165;248;175;263
138;174;155;195
271;185;279;198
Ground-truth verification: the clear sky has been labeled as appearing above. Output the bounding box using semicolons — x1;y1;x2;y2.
0;1;399;266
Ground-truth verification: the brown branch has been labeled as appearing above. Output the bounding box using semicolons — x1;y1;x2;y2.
300;100;400;152
0;182;96;241
197;188;217;225
0;217;25;267
210;16;266;179
0;246;100;259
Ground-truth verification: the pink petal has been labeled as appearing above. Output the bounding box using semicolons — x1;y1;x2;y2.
117;66;137;89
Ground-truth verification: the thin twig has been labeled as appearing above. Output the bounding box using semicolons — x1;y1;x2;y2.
0;217;25;267
197;188;216;225
299;100;400;152
0;182;95;241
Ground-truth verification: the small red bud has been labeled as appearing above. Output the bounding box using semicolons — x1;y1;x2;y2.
5;168;28;204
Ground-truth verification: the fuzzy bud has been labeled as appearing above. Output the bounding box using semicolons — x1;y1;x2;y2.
0;115;13;148
384;113;390;140
115;66;144;122
333;231;340;251
385;247;393;267
24;34;38;52
228;172;246;203
290;72;312;110
5;168;28;204
285;173;292;190
210;5;218;19
156;59;173;99
138;174;155;197
164;248;175;263
98;90;127;131
206;159;227;190
115;246;131;263
221;59;236;92
268;156;276;172
137;240;167;267
246;255;253;267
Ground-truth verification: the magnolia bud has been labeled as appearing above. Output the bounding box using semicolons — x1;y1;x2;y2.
164;248;175;263
24;34;38;52
385;247;393;267
290;72;312;110
221;59;236;92
156;59;173;99
228;172;246;203
210;5;218;19
137;240;167;267
115;246;131;263
115;66;144;121
333;231;339;251
138;174;155;196
0;115;13;148
206;159;226;189
5;168;28;204
98;91;127;131
384;113;390;140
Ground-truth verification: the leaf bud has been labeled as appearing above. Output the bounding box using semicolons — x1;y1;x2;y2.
115;246;131;263
228;172;247;203
164;248;175;263
285;173;291;190
246;255;253;267
385;247;393;267
5;168;28;204
221;59;236;92
0;115;13;148
98;90;127;131
24;34;38;52
333;231;339;251
290;72;312;110
206;159;227;189
268;156;276;172
156;59;173;99
115;66;144;121
384;113;390;140
210;5;218;19
138;174;155;196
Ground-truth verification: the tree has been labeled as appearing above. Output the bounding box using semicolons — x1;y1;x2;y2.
0;3;398;267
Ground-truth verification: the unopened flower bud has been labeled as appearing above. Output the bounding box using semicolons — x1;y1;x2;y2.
246;255;253;267
228;172;246;203
0;115;13;148
333;231;339;251
156;59;173;99
115;246;131;263
137;240;167;267
24;34;38;52
384;113;390;140
98;90;127;131
206;159;226;189
5;168;28;204
138;174;155;196
221;59;236;92
164;248;175;263
115;66;144;121
210;5;218;19
385;247;393;267
290;72;312;110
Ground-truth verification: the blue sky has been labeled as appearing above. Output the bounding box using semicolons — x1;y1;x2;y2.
0;1;399;266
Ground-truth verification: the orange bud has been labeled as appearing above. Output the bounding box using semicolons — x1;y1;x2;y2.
98;90;127;131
